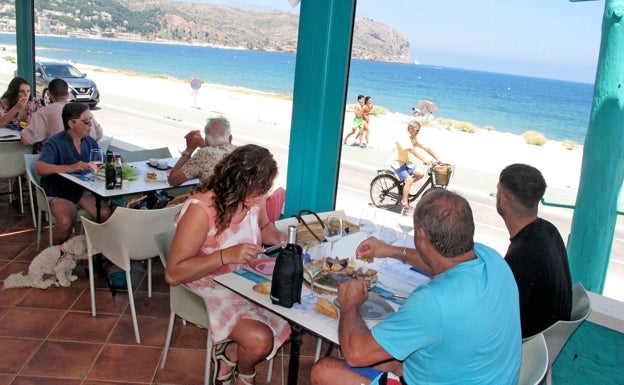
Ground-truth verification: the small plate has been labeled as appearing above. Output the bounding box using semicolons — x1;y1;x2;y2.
334;292;394;320
249;258;276;275
145;171;167;182
146;162;172;170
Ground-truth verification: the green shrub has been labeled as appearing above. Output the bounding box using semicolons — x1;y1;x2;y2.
370;105;387;116
3;55;16;64
562;140;580;150
484;125;495;131
523;130;547;146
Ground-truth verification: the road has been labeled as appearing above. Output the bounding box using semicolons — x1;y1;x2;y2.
87;99;624;302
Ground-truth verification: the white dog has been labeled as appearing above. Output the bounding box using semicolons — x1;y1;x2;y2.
3;235;88;289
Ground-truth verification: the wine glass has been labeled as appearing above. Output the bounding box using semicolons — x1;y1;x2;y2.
89;149;104;186
323;216;343;256
358;208;377;237
303;241;325;303
399;206;415;247
377;218;399;245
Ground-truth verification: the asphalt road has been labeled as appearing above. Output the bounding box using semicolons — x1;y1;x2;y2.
86;100;623;302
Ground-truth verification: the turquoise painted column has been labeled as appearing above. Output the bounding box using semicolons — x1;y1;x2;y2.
283;0;356;217
568;0;624;293
15;0;35;89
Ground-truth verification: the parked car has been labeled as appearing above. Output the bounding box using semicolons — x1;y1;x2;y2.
35;60;100;109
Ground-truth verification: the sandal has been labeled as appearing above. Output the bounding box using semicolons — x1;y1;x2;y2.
237;370;256;385
212;342;237;385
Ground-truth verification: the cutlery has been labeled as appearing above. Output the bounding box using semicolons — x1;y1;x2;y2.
259;242;287;254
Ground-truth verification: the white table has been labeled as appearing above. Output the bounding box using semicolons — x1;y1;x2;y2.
60;157;197;221
214;227;429;385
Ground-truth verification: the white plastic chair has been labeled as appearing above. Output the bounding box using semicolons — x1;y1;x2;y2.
539;282;591;385
518;333;548;385
155;230;274;384
24;154;90;250
97;135;113;153
83;205;182;344
0;141;33;216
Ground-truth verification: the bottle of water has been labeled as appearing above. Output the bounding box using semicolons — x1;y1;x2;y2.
270;225;303;308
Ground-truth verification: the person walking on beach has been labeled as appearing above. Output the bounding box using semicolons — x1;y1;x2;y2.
356;95;372;148
21;78;103;149
394;120;440;206
168;116;236;187
343;95;365;146
496;163;572;338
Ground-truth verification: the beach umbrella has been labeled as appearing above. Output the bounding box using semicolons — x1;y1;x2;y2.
418;100;437;115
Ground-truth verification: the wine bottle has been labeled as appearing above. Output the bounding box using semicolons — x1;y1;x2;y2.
270;225;303;308
114;154;123;189
105;152;115;190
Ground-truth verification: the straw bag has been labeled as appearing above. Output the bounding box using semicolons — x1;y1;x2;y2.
293;209;359;246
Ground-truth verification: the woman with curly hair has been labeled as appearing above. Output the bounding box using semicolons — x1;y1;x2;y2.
166;144;289;385
0;76;42;128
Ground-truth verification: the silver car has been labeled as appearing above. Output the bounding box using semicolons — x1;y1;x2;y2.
35;60;100;109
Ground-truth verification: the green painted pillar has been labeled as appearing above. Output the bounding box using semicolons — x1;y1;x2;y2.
15;0;36;90
568;0;624;293
283;0;356;217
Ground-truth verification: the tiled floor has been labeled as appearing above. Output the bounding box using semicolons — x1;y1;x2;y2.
0;180;330;385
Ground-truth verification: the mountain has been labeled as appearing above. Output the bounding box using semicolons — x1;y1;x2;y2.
26;0;411;63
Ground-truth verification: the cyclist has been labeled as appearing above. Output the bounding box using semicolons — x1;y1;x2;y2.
393;120;441;206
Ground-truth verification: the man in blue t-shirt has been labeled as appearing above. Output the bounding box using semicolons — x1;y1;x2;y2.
37;103;111;244
310;190;521;385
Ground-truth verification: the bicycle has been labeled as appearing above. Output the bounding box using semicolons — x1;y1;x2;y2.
369;162;454;209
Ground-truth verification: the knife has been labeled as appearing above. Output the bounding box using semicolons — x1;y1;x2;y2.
258;242;287;254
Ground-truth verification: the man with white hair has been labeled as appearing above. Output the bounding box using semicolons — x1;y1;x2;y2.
168;116;236;186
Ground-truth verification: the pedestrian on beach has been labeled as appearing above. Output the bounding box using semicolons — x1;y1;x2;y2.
343;94;365;146
356;95;372;148
496;163;572;338
168;116;236;187
310;189;521;385
0;76;42;128
165;144;290;385
21;78;103;149
393;120;440;207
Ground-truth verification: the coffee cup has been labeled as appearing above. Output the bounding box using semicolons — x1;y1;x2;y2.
159;161;168;170
149;158;158;167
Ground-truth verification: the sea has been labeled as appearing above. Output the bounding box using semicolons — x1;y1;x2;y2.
0;34;594;143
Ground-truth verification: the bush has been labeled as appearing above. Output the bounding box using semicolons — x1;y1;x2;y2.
3;55;16;64
523;130;547;146
370;105;387;116
484;125;495;131
562;140;580;150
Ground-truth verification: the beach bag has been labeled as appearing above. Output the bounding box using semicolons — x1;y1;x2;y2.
292;209;359;247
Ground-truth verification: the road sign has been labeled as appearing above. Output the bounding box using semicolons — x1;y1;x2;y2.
190;78;202;90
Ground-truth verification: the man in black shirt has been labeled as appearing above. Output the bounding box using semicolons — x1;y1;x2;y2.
496;163;573;338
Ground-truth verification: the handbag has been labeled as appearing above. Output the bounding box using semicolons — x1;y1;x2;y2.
292;209;359;246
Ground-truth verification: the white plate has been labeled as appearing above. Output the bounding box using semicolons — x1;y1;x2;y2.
248;258;276;276
145;171;167;182
334;291;395;320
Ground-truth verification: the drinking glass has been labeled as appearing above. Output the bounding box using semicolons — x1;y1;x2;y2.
377;218;399;245
323;216;343;256
358;208;377;237
399;206;415;247
303;241;325;302
89;149;104;186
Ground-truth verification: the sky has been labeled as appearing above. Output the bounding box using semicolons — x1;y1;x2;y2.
173;0;606;84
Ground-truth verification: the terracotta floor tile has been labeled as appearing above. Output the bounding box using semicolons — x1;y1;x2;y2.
71;287;129;315
0;260;31;281
169;318;209;350
132;291;170;318
0;374;14;385
21;340;102;379
0;242;29;262
87;344;161;383
0;308;64;339
48;312;119;343
0;337;42;374
10;377;82;385
17;286;84;310
154;348;206;385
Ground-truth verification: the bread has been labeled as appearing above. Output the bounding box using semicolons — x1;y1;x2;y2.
146;172;157;180
314;297;338;318
253;281;271;295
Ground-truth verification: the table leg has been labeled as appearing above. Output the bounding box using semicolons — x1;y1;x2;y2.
288;322;303;385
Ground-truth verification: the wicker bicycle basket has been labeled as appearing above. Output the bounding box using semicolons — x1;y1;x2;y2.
433;164;453;186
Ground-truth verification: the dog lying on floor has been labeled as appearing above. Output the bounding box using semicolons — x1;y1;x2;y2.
3;235;88;289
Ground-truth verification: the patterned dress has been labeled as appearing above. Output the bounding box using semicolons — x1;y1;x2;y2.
175;198;291;357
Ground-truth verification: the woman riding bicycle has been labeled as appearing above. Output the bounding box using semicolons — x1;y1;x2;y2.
393;120;441;206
